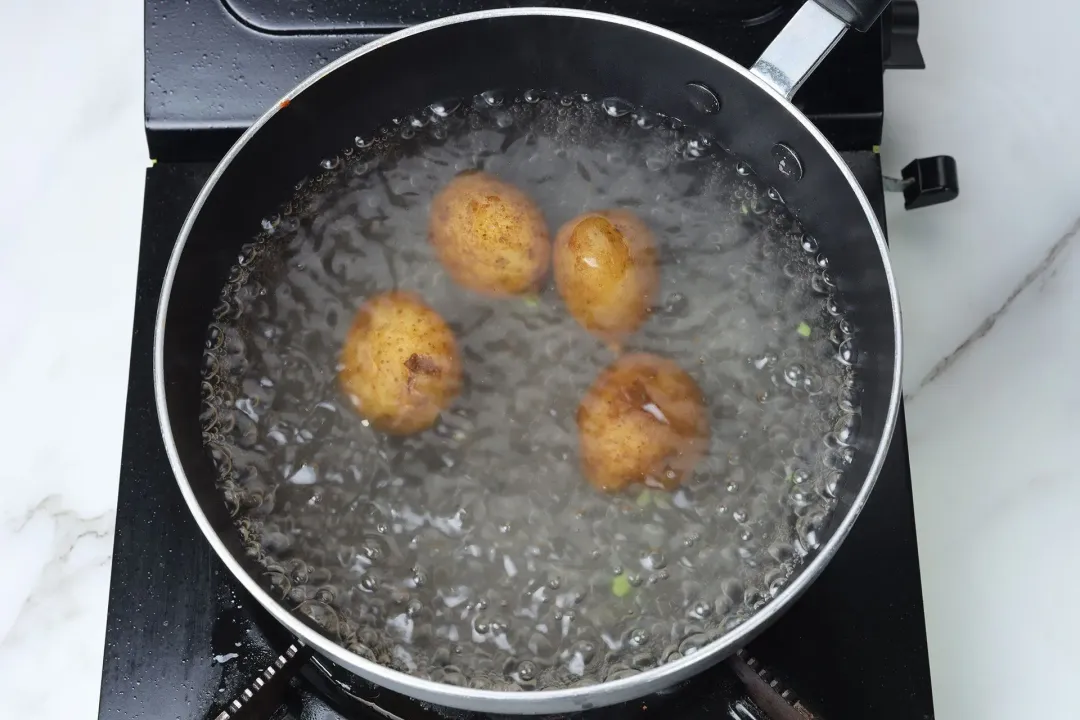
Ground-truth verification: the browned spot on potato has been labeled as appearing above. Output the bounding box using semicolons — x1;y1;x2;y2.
339;291;461;435
405;353;442;376
577;353;708;493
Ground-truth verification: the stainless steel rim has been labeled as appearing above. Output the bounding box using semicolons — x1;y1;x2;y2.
154;7;903;714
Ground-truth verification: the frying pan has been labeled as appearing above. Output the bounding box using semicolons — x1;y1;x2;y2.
155;1;902;714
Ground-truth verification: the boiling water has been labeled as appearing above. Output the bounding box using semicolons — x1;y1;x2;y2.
200;92;861;691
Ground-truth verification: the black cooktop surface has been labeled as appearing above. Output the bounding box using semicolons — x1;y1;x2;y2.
107;2;934;718
223;0;792;32
146;0;887;155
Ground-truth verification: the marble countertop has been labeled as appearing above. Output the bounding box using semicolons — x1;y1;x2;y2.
2;0;1077;718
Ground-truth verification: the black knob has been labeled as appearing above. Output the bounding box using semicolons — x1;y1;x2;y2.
901;155;959;210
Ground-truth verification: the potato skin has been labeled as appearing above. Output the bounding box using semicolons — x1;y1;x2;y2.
339;291;462;435
554;209;658;345
577;353;708;493
429;172;551;296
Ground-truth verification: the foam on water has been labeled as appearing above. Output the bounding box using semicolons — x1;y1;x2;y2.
200;92;860;691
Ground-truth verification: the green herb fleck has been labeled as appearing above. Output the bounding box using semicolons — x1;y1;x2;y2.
654;493;672;510
611;574;632;598
636;490;653;508
740;203;749;215
523;295;540;308
796;321;812;338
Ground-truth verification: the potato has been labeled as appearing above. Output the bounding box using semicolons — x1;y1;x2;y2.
554;209;658;346
339;291;462;435
577;353;708;493
429;171;551;296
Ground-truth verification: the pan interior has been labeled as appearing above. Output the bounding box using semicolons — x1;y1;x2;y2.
198;92;860;691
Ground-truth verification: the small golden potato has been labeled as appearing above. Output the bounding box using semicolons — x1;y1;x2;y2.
577;353;708;493
554;209;658;346
339;291;462;435
429;172;551;296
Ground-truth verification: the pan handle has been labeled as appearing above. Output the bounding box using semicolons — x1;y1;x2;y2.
813;0;892;31
750;0;893;100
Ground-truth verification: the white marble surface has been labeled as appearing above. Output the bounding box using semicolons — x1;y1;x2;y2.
1;0;1078;718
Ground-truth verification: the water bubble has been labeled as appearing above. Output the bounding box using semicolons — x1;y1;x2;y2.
685;82;721;115
732;509;748;523
767;187;784;203
819;471;841;499
642;550;667;570
684;134;714;158
839;385;859;413
477;89;503;107
429;97;461;118
689;601;712;619
634;111;658;129
600;96;634;118
516;660;537;681
833;414;858;445
679;633;709;655
736;160;752;176
629;628;650;647
837;339;856;366
319;156;341;171
772;142;803;180
354;136;373;148
523;89;543;104
800;234;819;253
783;363;805;386
797;512;827;551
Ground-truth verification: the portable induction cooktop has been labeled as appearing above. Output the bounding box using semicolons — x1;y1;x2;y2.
98;2;937;718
